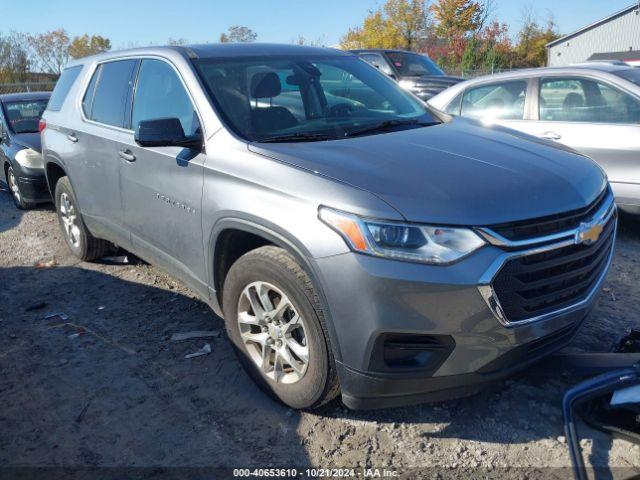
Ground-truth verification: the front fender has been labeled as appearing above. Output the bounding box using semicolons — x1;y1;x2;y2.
207;215;343;363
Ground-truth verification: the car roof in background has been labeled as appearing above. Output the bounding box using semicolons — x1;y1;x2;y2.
350;48;421;55
65;43;352;67
457;62;639;83
0;91;51;103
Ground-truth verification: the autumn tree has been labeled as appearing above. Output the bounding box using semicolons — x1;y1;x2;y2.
0;32;31;83
431;0;483;38
219;26;257;43
460;20;512;71
514;8;561;67
28;29;70;75
341;10;401;49
68;34;111;59
340;0;430;50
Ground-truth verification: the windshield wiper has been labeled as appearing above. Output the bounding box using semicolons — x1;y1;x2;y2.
257;132;337;143
343;119;439;138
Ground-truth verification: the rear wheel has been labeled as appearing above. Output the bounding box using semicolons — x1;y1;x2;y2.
6;165;35;210
222;246;339;409
54;176;112;261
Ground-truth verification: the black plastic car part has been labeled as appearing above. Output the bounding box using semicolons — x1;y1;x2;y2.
563;363;640;480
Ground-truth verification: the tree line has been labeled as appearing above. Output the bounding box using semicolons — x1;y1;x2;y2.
340;0;562;72
1;2;562;84
0;25;260;84
0;30;111;82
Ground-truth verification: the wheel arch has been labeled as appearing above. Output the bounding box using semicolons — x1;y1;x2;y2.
208;216;343;362
44;160;67;195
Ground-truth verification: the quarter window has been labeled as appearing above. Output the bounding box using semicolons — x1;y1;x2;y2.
47;66;82;111
359;53;394;76
82;66;101;117
461;80;527;120
89;59;137;128
131;59;200;136
539;77;640;124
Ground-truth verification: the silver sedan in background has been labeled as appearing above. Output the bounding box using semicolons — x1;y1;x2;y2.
429;62;640;214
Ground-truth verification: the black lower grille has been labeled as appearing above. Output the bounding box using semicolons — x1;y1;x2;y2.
492;215;615;322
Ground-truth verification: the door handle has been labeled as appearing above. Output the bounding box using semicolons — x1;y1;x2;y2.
66;133;78;143
118;149;136;162
540;131;562;141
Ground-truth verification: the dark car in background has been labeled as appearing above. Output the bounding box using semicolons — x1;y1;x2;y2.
0;92;51;209
351;49;462;101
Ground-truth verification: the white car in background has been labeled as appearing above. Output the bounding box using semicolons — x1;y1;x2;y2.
429;62;640;214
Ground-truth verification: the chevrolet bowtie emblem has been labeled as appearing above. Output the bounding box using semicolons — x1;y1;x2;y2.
575;221;604;246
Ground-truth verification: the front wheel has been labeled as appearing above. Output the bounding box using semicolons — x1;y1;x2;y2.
222;246;339;409
54;176;112;261
6;165;35;210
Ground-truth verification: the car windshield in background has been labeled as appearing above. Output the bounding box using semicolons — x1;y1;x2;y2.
3;99;49;134
386;52;445;77
192;55;438;142
614;68;640;86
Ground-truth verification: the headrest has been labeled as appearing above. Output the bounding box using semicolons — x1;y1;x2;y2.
563;92;584;109
251;72;281;99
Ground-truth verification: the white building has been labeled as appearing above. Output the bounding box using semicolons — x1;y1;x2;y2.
547;4;640;66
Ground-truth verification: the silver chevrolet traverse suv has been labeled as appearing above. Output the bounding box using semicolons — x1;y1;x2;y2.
42;44;615;410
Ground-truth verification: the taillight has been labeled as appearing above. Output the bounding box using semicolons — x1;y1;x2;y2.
38;118;46;132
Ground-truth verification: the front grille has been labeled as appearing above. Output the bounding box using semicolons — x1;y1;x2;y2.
487;187;610;241
414;80;460;98
492;214;615;322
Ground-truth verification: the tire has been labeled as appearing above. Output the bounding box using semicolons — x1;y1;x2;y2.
222;246;340;409
6;165;36;210
54;176;112;261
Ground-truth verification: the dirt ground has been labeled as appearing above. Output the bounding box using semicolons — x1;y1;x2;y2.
1;186;639;479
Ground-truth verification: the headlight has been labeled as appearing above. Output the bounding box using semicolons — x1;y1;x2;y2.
15;148;43;169
319;207;485;265
398;79;417;90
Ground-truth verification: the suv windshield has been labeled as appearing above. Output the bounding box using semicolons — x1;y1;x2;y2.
3;99;48;134
192;55;438;142
614;68;640;87
385;52;444;77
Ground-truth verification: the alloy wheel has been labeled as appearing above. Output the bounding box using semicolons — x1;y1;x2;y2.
7;167;21;204
59;192;82;248
237;281;309;384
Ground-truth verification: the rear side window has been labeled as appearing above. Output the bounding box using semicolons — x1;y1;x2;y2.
89;59;137;128
540;77;640;124
359;53;394;76
47;66;82;111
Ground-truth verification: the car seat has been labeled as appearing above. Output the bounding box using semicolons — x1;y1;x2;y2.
250;72;299;134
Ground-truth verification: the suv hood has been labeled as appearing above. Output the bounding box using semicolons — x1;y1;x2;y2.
403;75;463;99
13;132;42;153
249;118;606;226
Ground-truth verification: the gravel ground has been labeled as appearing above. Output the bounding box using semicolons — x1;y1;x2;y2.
0;186;639;478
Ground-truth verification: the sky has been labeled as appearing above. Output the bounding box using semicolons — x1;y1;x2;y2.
0;0;634;48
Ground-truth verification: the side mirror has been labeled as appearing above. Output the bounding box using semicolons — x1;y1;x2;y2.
563;362;640;480
135;118;202;150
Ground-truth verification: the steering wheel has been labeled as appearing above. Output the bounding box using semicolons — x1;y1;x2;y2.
327;103;357;118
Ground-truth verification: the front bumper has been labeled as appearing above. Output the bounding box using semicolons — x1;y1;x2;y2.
13;165;50;203
314;198;616;409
